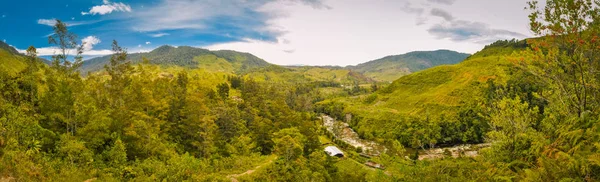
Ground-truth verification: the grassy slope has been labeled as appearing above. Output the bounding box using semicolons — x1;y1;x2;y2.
318;45;525;138
0;49;27;75
243;65;372;85
376;55;510;115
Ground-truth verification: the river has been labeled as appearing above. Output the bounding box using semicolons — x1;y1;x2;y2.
321;114;490;160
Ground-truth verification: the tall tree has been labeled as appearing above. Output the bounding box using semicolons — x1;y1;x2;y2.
105;40;133;108
41;19;85;136
525;0;600;116
217;83;230;99
48;20;84;75
521;1;600;180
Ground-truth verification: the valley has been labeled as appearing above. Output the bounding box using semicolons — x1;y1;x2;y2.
1;0;600;181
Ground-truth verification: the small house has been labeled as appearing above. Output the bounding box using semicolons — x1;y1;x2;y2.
365;161;385;169
324;146;344;157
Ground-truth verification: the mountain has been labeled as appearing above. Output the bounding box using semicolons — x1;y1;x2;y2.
0;41;28;74
81;45;271;74
0;41;21;55
347;50;470;82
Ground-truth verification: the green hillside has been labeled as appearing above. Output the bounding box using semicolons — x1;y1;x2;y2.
0;41;27;74
317;41;528;146
347;50;470;82
244;65;372;84
81;45;271;74
0;41;21;55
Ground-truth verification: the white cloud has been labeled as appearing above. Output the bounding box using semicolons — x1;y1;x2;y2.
204;0;533;66
149;33;169;37
128;48;153;54
18;47;113;56
82;0;132;15
428;20;526;43
37;18;95;27
82;36;101;51
15;36;111;57
128;0;328;32
138;44;142;48
427;0;457;5
37;19;57;26
17;46;152;57
145;41;151;45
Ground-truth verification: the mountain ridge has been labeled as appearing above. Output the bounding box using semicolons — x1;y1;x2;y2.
81;45;272;74
346;49;470;82
81;46;468;82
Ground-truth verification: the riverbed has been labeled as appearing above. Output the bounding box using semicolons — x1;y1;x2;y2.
321;114;490;160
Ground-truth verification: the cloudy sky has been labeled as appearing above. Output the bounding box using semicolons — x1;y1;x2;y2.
0;0;536;66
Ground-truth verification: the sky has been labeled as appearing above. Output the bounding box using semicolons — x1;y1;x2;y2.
0;0;537;66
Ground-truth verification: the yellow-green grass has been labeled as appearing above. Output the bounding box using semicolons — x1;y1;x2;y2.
324;53;517;126
363;68;411;83
0;49;27;75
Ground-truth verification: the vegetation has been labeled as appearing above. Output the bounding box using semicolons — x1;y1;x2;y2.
2;0;600;181
347;50;470;82
81;45;271;74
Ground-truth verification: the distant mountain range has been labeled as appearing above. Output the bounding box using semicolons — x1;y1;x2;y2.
284;50;470;82
1;41;469;82
346;50;470;82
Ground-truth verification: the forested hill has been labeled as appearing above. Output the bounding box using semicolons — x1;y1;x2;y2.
347;50;470;82
81;45;271;74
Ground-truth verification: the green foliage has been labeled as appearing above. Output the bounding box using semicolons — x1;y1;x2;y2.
485;97;544;164
3;3;600;180
0;20;329;181
317;44;522;150
0;48;27;75
217;83;230;99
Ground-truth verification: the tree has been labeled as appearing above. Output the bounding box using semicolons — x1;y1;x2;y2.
105;40;133;108
228;75;242;89
521;1;600;179
24;46;38;74
167;71;188;123
486;97;543;164
217;83;230;99
40;19;85;136
48;19;83;74
105;138;127;167
371;83;378;92
273;128;306;162
525;0;600;117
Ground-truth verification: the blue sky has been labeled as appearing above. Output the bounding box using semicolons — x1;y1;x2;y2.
0;0;535;66
0;0;285;55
